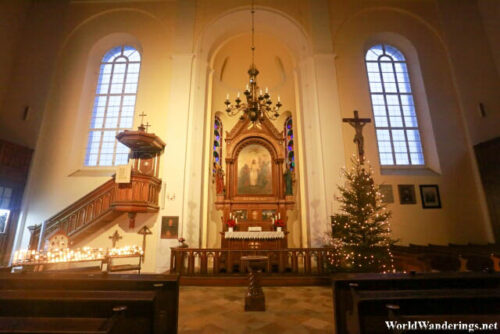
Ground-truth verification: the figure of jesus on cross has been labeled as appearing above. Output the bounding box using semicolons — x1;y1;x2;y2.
342;110;371;164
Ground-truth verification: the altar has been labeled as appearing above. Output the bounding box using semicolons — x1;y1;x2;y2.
214;103;295;250
221;231;287;249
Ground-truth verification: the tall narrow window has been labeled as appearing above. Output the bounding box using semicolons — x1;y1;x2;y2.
85;46;141;166
365;44;424;166
284;116;295;171
213;116;223;174
0;186;12;234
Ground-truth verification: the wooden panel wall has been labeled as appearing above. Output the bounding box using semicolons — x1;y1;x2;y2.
0;139;33;264
475;137;500;242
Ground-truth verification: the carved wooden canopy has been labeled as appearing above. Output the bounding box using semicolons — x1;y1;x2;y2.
215;114;294;230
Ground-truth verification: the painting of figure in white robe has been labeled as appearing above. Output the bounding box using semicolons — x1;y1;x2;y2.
237;144;272;195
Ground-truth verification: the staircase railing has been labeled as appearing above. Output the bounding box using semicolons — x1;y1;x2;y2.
29;173;162;249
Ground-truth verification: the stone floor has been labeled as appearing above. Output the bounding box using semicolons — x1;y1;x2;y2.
178;286;334;333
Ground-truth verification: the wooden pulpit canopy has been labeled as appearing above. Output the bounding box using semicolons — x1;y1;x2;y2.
116;129;166;153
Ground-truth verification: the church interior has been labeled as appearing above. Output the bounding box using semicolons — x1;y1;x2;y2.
0;0;499;332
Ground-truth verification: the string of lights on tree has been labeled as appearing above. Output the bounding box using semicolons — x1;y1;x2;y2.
327;156;396;273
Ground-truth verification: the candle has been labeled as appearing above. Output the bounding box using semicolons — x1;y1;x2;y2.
278;213;281;219
265;87;268;93
237;91;240;98
246;84;249;91
226;93;229;100
278;95;281;102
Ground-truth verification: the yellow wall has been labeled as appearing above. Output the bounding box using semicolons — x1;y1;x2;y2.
2;0;497;272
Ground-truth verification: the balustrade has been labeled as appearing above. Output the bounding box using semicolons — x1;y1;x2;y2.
170;248;336;275
29;173;162;249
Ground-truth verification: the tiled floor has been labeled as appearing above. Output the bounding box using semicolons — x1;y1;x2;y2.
179;286;334;333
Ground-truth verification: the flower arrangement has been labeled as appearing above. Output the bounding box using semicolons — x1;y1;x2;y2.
274;219;285;228
226;219;236;228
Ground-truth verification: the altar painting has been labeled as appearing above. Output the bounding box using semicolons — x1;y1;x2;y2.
237;144;272;195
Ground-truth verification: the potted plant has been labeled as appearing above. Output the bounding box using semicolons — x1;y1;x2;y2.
274;219;285;232
226;219;236;232
177;237;188;248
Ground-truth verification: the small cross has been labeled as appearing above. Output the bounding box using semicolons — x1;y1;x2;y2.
109;230;122;248
137;226;152;263
138;112;147;125
342;110;372;164
144;122;151;132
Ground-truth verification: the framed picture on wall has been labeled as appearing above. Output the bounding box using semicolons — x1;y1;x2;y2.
233;210;248;221
261;209;276;221
420;185;442;209
161;216;179;239
379;184;394;204
398;185;416;205
0;209;10;234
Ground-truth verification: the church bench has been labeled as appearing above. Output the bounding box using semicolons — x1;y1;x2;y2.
394;244;499;272
0;272;179;334
0;313;124;334
332;272;500;334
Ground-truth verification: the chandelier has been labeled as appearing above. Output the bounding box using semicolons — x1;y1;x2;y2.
224;0;282;123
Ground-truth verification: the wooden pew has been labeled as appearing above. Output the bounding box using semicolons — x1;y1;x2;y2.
393;243;499;272
0;272;179;334
332;272;500;334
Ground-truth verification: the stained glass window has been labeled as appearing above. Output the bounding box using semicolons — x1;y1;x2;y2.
213;116;223;174
85;46;141;166
365;44;424;166
284;116;295;171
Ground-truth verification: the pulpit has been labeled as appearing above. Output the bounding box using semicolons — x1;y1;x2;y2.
115;126;165;228
215;114;294;250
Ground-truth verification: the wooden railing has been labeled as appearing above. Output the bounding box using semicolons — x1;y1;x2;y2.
29;173;162;249
41;179;117;244
170;248;336;275
170;244;500;276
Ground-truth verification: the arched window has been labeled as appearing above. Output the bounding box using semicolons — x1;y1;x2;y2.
284;116;295;171
85;46;141;166
213;116;223;174
365;44;424;166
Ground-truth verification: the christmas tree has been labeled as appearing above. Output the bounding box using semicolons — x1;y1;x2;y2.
328;157;396;273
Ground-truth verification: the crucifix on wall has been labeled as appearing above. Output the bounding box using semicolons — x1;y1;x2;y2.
342;110;371;164
109;230;122;248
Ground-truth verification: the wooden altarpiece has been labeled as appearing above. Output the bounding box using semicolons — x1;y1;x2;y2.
215;116;294;250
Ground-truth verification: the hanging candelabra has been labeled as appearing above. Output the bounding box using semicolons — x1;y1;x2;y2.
223;0;283;123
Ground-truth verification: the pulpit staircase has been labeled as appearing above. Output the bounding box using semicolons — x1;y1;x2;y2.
28;173;161;249
29;126;165;250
